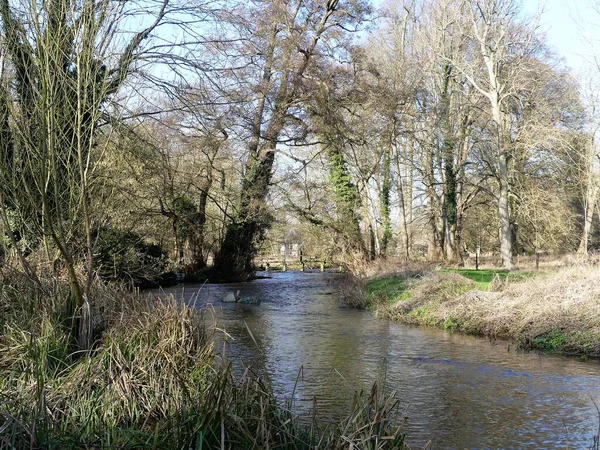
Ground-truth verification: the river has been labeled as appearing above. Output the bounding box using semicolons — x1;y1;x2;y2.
157;271;600;449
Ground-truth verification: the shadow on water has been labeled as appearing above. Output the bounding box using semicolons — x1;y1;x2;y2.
156;271;600;449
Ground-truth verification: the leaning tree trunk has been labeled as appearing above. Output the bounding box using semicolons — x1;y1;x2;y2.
212;1;341;279
214;143;276;278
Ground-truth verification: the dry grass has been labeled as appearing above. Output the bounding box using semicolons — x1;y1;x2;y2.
47;297;212;433
438;267;600;354
384;273;477;326
339;273;370;308
348;257;436;280
1;269;411;449
383;267;600;356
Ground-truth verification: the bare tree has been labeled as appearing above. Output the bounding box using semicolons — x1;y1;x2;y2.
203;0;369;278
454;0;544;268
573;78;600;255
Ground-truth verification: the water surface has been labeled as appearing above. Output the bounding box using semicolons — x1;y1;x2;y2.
157;271;600;449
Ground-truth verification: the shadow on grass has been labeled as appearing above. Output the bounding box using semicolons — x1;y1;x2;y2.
440;269;535;290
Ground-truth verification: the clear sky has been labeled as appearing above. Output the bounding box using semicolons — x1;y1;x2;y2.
371;0;600;77
522;0;600;76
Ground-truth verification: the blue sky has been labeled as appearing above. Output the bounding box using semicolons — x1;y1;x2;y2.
523;0;599;75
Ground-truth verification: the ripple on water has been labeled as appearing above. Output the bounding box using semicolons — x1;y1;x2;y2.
154;271;600;449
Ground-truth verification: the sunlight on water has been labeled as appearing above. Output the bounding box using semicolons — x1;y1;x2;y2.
156;271;600;449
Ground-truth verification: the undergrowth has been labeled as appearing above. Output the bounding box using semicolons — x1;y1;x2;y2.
0;269;409;449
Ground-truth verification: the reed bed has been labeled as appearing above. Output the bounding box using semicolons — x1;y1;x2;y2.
0;270;409;449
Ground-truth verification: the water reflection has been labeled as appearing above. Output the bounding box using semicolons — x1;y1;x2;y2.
156;271;600;449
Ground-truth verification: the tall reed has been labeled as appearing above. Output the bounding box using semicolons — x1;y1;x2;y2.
0;270;408;449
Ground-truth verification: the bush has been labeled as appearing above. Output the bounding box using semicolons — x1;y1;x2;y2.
94;227;168;287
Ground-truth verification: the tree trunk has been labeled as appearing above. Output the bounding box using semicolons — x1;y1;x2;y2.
327;144;368;259
426;169;442;261
191;178;212;270
379;146;392;256
425;134;442;260
214;143;276;278
369;224;377;261
394;140;411;260
498;151;513;269
440;62;457;261
428;217;442;261
489;80;512;268
578;183;598;255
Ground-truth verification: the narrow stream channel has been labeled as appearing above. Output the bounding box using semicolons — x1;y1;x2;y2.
157;271;600;449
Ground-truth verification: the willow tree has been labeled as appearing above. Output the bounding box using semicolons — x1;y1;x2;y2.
0;0;168;348
210;0;369;278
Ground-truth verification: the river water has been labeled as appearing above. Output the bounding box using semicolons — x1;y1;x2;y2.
157;271;600;449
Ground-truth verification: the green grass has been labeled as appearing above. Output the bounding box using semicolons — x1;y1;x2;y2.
518;329;567;353
439;268;536;290
408;305;437;325
364;276;411;305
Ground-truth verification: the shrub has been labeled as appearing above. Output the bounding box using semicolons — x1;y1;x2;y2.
94;227;168;287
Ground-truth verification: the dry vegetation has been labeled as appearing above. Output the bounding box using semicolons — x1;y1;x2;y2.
368;263;600;357
0;270;409;449
436;268;600;356
341;258;436;309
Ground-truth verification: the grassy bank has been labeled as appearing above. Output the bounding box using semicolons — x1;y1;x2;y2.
0;270;407;449
363;265;600;358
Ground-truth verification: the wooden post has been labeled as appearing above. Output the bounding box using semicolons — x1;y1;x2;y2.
320;262;324;272
536;252;540;270
283;262;287;272
475;252;479;271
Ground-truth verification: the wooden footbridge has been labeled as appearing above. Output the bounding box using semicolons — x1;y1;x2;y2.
256;255;342;272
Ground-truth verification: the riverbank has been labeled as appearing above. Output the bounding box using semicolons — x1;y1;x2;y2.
361;264;600;358
0;270;407;449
